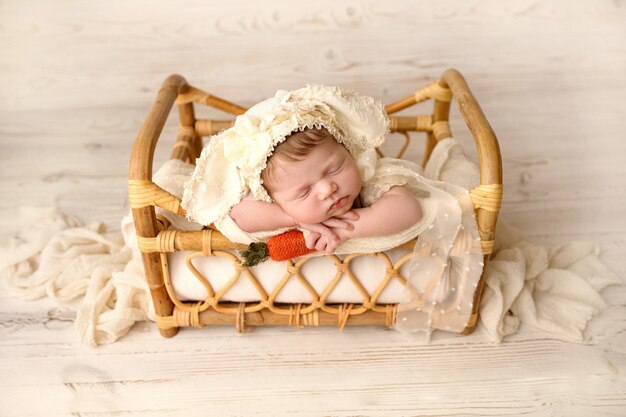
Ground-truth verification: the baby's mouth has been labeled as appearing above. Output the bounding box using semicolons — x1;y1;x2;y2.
330;195;350;210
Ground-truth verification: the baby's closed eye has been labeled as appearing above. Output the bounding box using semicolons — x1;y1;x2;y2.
297;188;311;199
328;159;345;175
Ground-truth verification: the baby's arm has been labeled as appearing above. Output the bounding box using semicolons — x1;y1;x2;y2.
229;198;297;232
301;187;421;253
300;211;358;253
338;185;422;239
230;197;356;236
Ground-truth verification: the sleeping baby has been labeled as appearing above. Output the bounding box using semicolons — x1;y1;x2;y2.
229;126;423;254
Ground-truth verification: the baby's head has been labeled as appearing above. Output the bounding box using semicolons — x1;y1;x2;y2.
261;127;362;224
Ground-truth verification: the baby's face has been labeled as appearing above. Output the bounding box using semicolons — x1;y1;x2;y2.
266;137;362;224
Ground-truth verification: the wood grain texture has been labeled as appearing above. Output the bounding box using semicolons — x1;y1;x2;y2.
1;1;625;416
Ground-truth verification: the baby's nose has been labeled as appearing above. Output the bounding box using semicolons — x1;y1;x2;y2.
318;181;338;200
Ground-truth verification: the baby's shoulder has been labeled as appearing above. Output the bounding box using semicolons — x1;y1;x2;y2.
359;158;420;206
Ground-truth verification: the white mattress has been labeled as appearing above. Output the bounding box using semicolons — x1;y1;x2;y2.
168;249;412;304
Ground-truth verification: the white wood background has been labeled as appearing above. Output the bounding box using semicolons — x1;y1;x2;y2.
1;1;625;416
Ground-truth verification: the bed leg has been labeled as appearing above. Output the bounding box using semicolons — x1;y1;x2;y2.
159;327;179;338
132;207;180;338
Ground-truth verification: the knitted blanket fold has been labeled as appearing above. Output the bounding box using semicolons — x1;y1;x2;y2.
0;206;620;345
0;207;154;346
479;221;621;342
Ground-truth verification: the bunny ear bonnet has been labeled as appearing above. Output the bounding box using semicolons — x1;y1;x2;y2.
181;85;390;227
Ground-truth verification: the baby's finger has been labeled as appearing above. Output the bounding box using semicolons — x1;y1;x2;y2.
300;222;331;236
322;217;353;230
304;232;321;249
335;210;359;221
321;234;342;254
306;223;339;241
323;240;338;254
315;236;329;252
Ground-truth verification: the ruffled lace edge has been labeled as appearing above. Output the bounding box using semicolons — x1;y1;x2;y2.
181;136;247;226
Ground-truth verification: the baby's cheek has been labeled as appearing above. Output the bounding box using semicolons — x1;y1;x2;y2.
295;212;326;225
281;202;307;222
292;204;328;225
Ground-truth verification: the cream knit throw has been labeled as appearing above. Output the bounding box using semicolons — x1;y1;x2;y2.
0;207;154;345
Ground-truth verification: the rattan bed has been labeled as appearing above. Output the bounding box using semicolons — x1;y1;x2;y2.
128;68;502;338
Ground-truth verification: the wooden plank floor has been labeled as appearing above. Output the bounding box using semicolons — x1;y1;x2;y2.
1;1;625;416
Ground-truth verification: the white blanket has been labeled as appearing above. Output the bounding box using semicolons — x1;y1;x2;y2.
1;140;621;345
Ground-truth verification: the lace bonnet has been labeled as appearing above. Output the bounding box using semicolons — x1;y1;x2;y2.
181;84;391;226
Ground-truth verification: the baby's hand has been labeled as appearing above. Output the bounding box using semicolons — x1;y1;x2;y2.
321;210;359;231
309;230;344;254
299;223;341;253
299;210;359;254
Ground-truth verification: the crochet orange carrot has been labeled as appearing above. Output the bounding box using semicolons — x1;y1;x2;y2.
241;230;317;266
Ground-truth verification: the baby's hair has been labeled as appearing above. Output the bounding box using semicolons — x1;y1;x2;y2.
262;127;335;192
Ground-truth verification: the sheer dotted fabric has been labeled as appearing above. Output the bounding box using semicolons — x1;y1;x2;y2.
396;179;483;336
